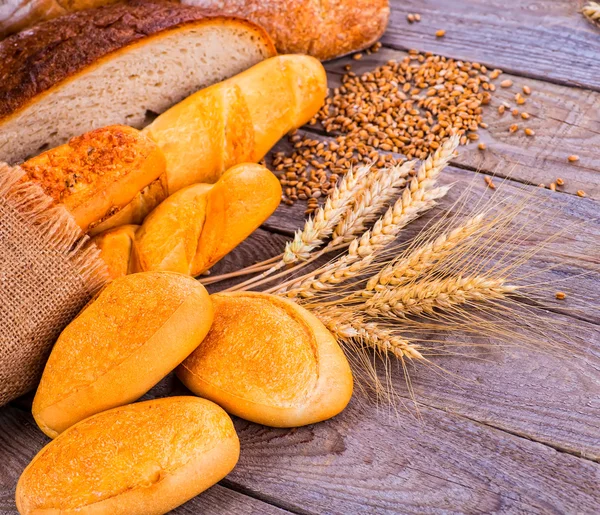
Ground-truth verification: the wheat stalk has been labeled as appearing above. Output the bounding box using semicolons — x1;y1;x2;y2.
582;2;600;23
328;161;415;247
364;275;517;318
282;164;371;264
317;310;423;360
364;214;486;294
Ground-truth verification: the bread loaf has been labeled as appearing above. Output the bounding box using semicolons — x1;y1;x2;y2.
90;225;140;279
144;54;327;192
17;397;240;515
177;292;353;427
184;0;390;60
133;163;281;276
32;272;214;438
20;125;165;231
0;0;276;163
0;0;390;61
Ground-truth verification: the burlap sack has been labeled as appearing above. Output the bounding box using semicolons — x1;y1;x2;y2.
0;162;108;406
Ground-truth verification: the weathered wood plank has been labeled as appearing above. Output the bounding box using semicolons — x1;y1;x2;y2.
225;394;600;514
0;406;290;515
319;47;600;198
383;0;600;91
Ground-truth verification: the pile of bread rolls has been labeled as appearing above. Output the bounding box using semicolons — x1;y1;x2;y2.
17;273;353;514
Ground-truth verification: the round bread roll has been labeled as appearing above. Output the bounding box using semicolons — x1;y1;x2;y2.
17;397;240;515
33;272;214;438
177;292;353;427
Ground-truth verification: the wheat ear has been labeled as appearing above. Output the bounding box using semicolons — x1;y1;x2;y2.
274;136;459;298
364;214;486;294
582;2;600;23
316;310;423;360
327;161;415;247
364;275;517;318
282;164;371;264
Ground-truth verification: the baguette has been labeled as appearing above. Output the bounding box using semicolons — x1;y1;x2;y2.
177;292;354;427
0;0;276;163
20;125;165;231
144;54;327;192
32;272;214;438
0;0;390;62
17;397;239;515
133;163;282;276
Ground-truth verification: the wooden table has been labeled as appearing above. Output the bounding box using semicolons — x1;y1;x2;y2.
2;1;600;513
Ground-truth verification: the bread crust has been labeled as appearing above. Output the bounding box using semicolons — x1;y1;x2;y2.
17;397;240;515
32;272;214;438
0;0;276;123
184;0;390;60
177;292;354;427
20;125;165;231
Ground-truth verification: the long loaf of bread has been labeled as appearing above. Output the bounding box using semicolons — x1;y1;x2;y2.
92;163;282;278
0;0;390;62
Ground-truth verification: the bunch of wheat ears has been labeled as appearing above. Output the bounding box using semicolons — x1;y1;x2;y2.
204;136;590;403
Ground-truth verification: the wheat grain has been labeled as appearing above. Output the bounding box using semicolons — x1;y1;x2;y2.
282;164;370;264
364;214;486;294
365;275;517;318
582;2;600;23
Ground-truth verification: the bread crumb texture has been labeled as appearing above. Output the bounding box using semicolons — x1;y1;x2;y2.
35;273;202;409
18;398;235;512
183;294;318;408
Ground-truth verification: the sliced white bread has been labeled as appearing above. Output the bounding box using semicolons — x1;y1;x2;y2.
0;0;276;164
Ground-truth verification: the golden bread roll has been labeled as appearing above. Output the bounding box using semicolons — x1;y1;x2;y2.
20;125;165;231
134;163;281;276
32;272;214;438
144;54;327;192
177;292;353;427
17;397;239;515
90;225;140;279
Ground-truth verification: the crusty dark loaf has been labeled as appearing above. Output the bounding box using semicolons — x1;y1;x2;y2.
0;0;276;163
185;0;390;60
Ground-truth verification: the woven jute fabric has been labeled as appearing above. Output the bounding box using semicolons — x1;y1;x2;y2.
0;163;108;406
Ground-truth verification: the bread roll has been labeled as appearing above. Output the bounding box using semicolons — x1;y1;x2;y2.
90;225;140;279
17;397;239;515
32;272;214;438
20;125;165;231
144;54;327;191
134;163;281;276
177;292;353;427
0;0;276;163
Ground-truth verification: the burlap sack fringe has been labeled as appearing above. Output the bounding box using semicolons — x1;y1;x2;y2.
0;162;109;406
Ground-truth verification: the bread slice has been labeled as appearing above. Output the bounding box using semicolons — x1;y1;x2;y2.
0;0;276;164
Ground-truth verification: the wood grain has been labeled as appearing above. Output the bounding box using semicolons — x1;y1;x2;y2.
225;395;600;514
384;0;600;91
0;406;290;515
319;47;600;198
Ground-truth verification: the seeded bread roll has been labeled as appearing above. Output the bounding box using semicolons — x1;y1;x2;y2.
20;125;165;231
32;272;214;438
17;397;240;515
0;0;276;164
134;163;281;276
177;292;353;427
